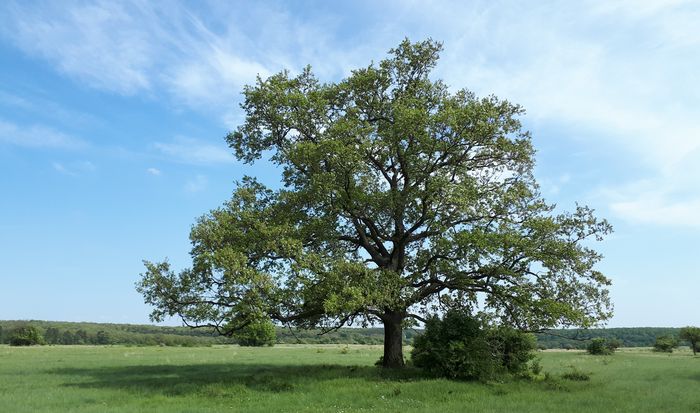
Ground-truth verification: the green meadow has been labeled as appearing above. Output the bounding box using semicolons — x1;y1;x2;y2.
0;345;698;412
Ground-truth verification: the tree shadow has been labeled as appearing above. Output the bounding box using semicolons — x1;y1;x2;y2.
50;363;427;396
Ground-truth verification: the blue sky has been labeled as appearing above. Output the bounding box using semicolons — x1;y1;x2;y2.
1;1;698;327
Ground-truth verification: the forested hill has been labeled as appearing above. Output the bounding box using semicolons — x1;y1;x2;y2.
0;320;388;346
0;320;681;348
534;327;682;349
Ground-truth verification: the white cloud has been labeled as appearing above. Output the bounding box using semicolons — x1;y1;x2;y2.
421;2;700;171
163;33;271;108
184;174;208;193
541;173;572;196
3;1;699;229
52;160;96;176
154;136;233;165
0;90;33;110
403;1;700;228
52;162;71;175
0;1;271;108
0;119;86;150
0;1;374;121
146;167;162;176
4;2;153;95
610;197;700;228
0;89;100;129
601;147;700;228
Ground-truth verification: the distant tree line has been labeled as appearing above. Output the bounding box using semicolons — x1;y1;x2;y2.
0;320;397;346
535;328;685;349
0;321;695;350
0;321;225;347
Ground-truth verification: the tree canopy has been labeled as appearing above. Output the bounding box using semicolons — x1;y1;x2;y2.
680;327;700;355
138;39;612;368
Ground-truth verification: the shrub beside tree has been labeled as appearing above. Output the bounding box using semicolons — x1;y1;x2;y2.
411;310;535;380
488;326;537;374
679;327;700;355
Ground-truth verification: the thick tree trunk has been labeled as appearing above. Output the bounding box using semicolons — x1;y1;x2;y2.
381;310;405;368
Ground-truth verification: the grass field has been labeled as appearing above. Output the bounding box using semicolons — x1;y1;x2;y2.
0;345;698;412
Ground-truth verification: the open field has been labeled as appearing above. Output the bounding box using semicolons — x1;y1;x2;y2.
0;345;698;412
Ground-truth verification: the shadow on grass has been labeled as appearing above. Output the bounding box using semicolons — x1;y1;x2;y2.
50;363;427;396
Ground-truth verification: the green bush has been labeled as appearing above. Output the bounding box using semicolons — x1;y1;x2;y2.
587;337;619;355
9;325;45;346
411;310;535;381
562;366;591;381
234;319;276;347
653;335;678;353
488;326;537;374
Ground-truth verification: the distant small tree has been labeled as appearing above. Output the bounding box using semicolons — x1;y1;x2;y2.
9;325;45;346
587;337;616;355
679;327;700;355
653;335;678;353
233;319;276;347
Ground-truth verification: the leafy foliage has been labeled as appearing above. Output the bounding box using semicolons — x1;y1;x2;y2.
411;311;495;380
9;325;45;346
137;39;612;368
488;326;537;374
653;335;679;353
233;319;276;346
679;327;700;355
586;337;619;355
411;310;535;380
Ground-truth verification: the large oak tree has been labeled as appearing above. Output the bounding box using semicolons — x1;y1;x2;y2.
138;39;612;368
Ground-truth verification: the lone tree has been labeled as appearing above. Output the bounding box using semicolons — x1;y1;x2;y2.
138;39;612;368
680;326;700;355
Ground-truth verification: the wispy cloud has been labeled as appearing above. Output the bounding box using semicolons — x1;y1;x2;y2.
0;89;100;129
3;0;699;229
401;1;700;228
610;196;700;229
541;173;572;196
600;147;700;228
0;1;271;108
0;1;371;120
0;119;86;150
184;174;208;193
52;160;96;176
2;2;153;95
146;167;162;176
153;136;233;165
